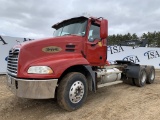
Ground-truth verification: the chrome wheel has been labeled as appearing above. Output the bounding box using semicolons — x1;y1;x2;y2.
57;72;88;111
135;67;147;87
146;66;155;84
69;81;84;103
150;70;155;81
141;71;147;83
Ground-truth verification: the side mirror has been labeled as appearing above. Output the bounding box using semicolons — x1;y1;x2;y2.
100;19;108;39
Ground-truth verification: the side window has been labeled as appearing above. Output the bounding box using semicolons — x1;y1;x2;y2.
88;23;100;42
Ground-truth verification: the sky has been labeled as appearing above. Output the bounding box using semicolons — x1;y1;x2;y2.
0;0;160;39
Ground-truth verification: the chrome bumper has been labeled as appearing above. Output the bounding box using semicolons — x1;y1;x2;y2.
6;75;58;99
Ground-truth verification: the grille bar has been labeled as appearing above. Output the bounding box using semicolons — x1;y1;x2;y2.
7;48;20;76
7;68;17;73
7;63;18;66
8;58;18;61
7;65;17;69
7;60;18;64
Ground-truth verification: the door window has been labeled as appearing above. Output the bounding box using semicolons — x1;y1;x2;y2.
88;23;100;42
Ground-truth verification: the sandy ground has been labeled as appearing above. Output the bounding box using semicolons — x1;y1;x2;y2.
0;71;160;120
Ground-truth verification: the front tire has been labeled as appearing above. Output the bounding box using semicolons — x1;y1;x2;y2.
57;72;88;111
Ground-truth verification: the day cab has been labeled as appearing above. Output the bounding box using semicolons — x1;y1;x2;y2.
6;16;155;111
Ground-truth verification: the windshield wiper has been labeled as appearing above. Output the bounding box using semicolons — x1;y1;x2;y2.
62;33;80;36
62;33;72;36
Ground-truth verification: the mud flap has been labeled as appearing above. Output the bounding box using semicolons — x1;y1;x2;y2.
116;60;141;79
84;65;96;92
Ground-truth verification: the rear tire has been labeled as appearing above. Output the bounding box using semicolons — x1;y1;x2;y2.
57;72;88;111
145;66;155;84
134;67;147;87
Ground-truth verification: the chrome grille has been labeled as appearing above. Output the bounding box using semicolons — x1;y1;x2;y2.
7;48;20;76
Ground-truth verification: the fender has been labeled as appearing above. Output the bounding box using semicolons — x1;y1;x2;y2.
84;65;96;92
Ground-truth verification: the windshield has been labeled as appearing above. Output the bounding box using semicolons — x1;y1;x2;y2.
53;19;87;37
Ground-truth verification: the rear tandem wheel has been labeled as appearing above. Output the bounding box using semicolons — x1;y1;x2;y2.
134;67;147;87
122;65;155;87
145;66;155;84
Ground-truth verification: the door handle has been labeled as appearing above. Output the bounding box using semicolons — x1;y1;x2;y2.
91;43;97;47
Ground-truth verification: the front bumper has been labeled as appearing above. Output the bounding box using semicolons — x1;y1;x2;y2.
6;75;58;99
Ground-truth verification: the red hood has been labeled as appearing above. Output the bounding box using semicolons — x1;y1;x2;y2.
15;35;87;78
19;36;81;48
19;35;84;59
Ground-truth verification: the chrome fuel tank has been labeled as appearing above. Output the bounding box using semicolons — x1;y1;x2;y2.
97;67;122;84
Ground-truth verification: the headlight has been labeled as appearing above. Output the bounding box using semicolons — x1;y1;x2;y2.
28;66;53;74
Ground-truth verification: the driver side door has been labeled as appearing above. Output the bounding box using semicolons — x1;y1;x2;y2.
86;22;107;66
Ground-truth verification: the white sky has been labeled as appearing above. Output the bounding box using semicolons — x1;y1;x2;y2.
0;0;160;39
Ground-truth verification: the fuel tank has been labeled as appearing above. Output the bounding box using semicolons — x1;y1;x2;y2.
97;67;122;84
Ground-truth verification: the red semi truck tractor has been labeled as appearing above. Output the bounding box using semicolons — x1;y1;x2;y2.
6;16;155;111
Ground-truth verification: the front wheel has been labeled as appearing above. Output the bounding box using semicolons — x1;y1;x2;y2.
57;72;88;111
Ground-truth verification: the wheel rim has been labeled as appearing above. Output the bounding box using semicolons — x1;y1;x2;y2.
69;81;84;104
141;71;147;83
150;70;155;81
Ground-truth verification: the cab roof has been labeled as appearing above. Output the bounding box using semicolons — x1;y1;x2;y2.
52;16;89;29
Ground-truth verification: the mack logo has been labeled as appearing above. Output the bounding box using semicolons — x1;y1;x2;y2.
123;55;140;63
108;45;124;54
42;46;62;53
144;50;160;59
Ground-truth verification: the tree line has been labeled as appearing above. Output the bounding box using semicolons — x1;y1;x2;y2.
108;31;160;47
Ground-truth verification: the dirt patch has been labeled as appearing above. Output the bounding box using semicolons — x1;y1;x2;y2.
0;71;160;120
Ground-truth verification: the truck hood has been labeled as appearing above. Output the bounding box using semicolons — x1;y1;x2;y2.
16;36;85;75
19;36;82;49
18;35;84;58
